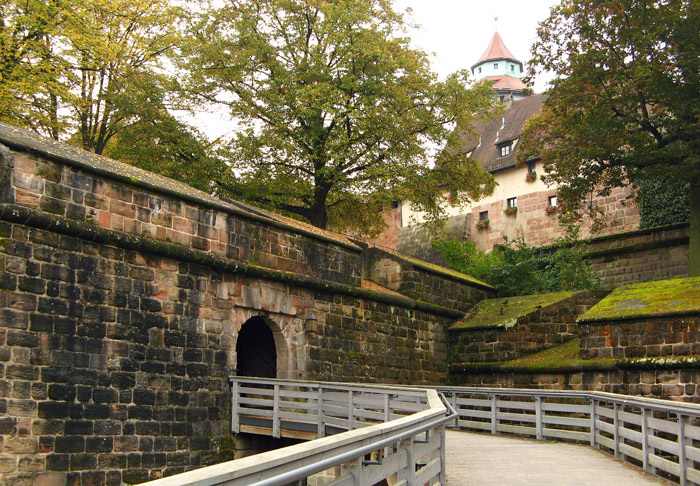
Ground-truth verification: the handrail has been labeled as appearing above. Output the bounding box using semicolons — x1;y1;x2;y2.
434;385;700;417
142;380;700;486
252;393;458;486
141;378;453;486
435;386;700;486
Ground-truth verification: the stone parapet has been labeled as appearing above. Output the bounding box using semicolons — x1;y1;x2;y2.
363;246;494;313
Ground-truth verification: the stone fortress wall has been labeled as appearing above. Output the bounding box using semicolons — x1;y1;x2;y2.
0;124;493;485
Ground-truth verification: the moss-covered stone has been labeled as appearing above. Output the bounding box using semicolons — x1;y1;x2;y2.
451;291;577;330
449;338;618;373
579;276;700;323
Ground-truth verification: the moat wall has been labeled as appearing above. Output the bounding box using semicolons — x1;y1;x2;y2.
0;124;493;485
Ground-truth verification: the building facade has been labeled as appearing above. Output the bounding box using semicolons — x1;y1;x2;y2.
392;32;639;255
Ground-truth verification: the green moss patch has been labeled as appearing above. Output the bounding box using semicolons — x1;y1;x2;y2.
451;291;576;330
506;338;582;369
579;276;700;323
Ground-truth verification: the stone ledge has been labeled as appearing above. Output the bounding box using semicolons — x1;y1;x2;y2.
450;291;582;331
578;276;700;323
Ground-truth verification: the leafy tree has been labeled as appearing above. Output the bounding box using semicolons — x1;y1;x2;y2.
0;0;67;138
519;0;700;272
104;110;227;193
183;0;497;233
0;0;223;191
0;0;191;151
61;0;184;154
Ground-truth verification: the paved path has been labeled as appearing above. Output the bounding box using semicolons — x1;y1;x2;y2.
445;430;670;486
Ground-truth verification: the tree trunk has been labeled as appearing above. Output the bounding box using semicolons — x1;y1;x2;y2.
689;178;700;276
307;202;328;229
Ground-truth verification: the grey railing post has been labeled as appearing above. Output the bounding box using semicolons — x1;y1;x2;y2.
613;402;620;458
348;390;354;430
317;386;325;438
535;396;543;441
406;437;416;486
273;384;281;438
450;393;458;428
351;456;362;486
590;398;597;448
439;425;447;485
642;407;650;472
384;393;390;423
679;414;688;486
231;380;239;433
491;394;498;435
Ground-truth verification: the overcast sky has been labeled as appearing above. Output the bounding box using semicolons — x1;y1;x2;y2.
393;0;559;92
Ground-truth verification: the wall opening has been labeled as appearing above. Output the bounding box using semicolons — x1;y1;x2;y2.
236;317;277;378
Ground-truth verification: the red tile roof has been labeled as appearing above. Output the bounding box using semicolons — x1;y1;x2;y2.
484;75;528;91
457;93;547;172
477;32;517;63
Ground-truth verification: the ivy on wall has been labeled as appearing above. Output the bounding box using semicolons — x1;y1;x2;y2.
637;177;689;229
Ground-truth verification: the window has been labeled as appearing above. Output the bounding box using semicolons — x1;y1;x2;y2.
549;196;558;207
507;197;518;208
499;143;511;157
479;211;489;221
527;161;536;173
478;67;482;73
511;64;515;72
493;63;499;69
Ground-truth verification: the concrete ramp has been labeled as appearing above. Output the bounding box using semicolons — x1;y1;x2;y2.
445;430;669;486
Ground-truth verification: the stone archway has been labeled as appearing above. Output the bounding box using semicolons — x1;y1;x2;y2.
236;317;282;378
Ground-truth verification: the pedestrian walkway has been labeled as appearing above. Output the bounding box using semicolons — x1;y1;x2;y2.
445;430;670;486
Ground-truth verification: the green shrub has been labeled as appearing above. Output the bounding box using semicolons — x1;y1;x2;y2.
637;177;689;229
432;224;600;296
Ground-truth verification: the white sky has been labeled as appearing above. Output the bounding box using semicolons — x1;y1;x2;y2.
393;0;559;92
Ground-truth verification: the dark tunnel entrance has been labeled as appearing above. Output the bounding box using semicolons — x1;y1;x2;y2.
236;317;277;378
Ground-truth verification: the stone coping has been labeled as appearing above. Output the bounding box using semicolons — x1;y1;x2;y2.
369;246;494;290
450;291;577;331
0;122;360;251
578;276;700;323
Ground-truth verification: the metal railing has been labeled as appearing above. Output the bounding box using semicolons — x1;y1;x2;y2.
142;378;456;486
436;386;700;486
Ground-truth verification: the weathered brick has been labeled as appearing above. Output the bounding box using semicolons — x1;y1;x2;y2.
6;331;38;348
0;309;29;329
69;453;96;470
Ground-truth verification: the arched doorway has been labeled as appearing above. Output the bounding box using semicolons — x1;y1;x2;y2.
236;317;277;378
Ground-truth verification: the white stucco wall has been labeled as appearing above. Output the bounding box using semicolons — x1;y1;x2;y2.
473;60;524;80
402;161;549;227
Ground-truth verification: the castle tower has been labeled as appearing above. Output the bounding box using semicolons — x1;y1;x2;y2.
471;32;528;101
